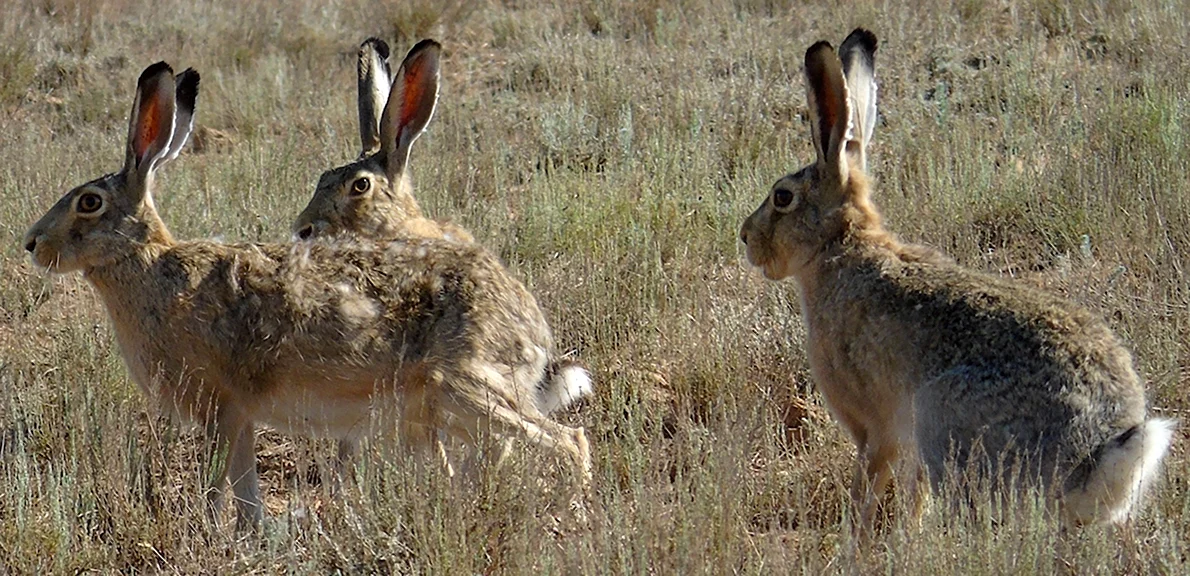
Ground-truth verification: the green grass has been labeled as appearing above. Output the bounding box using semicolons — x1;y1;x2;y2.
1;0;1188;573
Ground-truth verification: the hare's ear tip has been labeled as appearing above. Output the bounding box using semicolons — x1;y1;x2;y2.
139;61;174;82
361;37;391;59
805;41;835;61
176;68;200;104
177;68;200;87
411;38;442;53
844;28;878;52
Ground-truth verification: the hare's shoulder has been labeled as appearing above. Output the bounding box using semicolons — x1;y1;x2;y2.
144;241;282;293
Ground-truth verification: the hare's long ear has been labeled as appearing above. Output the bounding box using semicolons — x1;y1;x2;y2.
804;41;851;189
839;28;878;172
123;62;178;199
160;68;200;166
378;39;441;180
358;37;392;155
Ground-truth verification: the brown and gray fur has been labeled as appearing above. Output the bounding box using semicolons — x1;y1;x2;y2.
739;29;1173;528
293;38;472;243
297;38;593;433
23;62;592;531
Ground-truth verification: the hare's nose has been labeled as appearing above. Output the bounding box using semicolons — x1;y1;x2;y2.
23;237;36;253
739;228;749;245
296;224;314;240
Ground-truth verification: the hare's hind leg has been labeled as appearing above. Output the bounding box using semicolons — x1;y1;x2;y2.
461;403;591;488
914;366;1030;518
434;373;592;489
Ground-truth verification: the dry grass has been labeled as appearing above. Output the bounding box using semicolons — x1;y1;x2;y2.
1;0;1188;573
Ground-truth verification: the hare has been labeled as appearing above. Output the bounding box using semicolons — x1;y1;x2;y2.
23;62;592;531
292;38;472;244
294;38;593;470
739;29;1174;528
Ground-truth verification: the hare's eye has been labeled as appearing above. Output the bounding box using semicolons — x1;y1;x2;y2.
77;192;103;214
350;177;371;196
772;189;794;209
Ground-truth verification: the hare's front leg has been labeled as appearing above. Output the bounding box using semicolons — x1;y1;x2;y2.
827;409;895;534
202;410;262;532
332;438;357;495
903;459;930;529
852;439;898;531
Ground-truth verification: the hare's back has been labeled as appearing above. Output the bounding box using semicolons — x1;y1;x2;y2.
279;238;554;363
850;257;1145;415
156;238;552;387
157;239;483;363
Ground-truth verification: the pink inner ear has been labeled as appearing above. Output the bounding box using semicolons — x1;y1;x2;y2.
133;97;163;164
400;56;434;127
818;79;844;142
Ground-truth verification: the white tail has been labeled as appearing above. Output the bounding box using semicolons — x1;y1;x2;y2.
1065;418;1176;524
536;361;593;415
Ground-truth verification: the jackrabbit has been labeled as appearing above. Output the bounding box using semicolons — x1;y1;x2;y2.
23;62;592;531
739;28;1173;527
297;37;593;430
293;38;472;244
309;32;594;462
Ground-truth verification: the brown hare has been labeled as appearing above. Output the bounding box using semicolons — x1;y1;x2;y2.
292;38;472;244
739;29;1173;528
23;62;592;531
295;39;594;468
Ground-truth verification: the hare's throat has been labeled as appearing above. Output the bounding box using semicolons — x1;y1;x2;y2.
82;244;166;298
781;241;832;288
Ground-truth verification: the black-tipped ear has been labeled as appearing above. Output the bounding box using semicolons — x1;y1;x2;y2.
161;68;200;164
124;62;178;189
378;38;441;179
358;37;393;155
839;28;878;171
804;41;850;184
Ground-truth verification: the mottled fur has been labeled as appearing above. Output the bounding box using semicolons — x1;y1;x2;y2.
23;62;591;531
295;38;592;423
739;29;1173;528
293;38;472;243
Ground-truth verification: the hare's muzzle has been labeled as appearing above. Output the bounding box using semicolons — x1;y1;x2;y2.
739;213;758;247
22;225;44;256
21;230;53;270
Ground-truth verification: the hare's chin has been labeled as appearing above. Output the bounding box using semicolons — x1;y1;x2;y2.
760;264;789;281
744;250;787;280
755;257;794;281
29;250;54;271
30;250;76;274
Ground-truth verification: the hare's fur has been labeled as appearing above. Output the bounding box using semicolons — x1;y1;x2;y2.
24;62;591;531
739;29;1172;528
298;37;592;420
